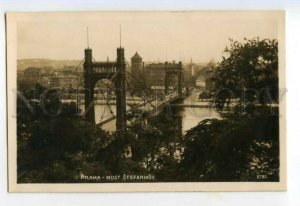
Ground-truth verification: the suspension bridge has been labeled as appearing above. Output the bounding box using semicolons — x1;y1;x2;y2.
71;45;185;132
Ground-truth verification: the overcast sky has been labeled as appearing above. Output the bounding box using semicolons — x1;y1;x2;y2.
17;12;281;63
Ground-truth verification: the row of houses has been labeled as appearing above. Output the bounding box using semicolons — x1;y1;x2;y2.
18;54;216;92
195;59;217;91
18;66;81;90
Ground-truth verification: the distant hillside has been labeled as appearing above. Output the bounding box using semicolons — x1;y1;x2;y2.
143;61;208;66
17;58;210;71
17;59;83;70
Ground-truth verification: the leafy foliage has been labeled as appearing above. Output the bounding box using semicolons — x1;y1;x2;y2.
213;38;279;109
177;108;279;182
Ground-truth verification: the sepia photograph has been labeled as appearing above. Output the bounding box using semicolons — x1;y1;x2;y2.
6;11;286;192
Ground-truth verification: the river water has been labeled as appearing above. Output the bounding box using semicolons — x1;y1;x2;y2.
169;90;220;132
171;106;220;132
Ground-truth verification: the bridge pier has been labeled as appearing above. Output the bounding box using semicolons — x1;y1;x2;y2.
164;61;183;96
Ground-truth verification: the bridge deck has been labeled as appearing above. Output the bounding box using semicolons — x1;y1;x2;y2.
98;92;181;131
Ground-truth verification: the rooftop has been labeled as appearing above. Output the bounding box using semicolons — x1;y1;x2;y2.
131;52;142;60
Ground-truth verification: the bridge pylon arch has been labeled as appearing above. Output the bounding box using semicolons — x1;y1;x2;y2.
84;47;127;131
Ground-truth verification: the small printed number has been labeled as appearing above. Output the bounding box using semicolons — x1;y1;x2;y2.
257;174;267;180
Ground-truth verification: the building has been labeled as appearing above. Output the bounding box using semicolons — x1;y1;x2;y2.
197;59;217;91
188;58;196;77
24;67;42;83
196;78;206;89
17;67;44;89
39;76;52;86
130;52;144;85
62;66;76;76
145;61;182;92
17;70;25;81
205;67;215;91
50;74;78;89
145;63;166;90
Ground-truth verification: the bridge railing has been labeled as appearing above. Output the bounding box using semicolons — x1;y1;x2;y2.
98;91;180;126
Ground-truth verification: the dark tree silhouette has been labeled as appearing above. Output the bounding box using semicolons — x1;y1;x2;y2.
213;38;278;110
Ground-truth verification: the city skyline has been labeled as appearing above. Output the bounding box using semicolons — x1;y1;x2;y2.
17;12;280;63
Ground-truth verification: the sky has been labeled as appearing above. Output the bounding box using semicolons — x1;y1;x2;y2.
17;12;281;63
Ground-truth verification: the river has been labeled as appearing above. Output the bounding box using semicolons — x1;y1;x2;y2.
169;90;220;132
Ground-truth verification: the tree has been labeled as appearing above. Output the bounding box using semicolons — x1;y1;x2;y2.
17;103;111;183
177;111;279;182
213;38;278;110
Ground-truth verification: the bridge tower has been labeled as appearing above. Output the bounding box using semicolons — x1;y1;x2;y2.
164;61;183;95
115;47;127;131
84;48;95;125
83;47;127;131
178;61;183;95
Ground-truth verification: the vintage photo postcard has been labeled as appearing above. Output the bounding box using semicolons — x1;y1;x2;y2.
6;11;286;192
